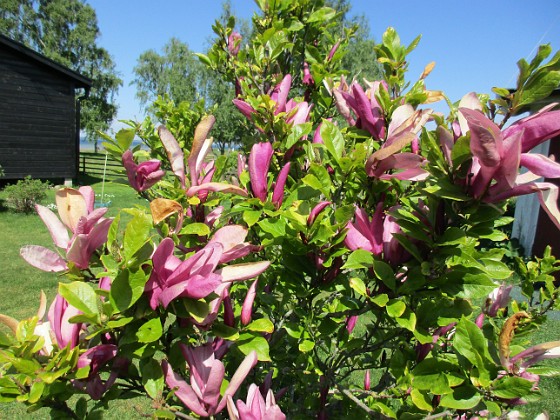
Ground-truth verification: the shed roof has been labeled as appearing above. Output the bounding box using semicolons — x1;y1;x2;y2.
0;33;92;89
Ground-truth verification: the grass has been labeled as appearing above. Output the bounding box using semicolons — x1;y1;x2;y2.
1;175;560;418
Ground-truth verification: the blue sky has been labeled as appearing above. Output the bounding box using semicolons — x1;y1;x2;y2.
87;0;560;132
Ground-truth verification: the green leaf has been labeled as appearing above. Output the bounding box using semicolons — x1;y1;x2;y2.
492;376;534;399
374;261;396;290
247;318;274;334
342;249;374;270
386;299;406;318
28;381;45;404
410;388;433;411
123;210;152;263
307;7;336;23
285;122;312;149
110;269;149;313
396;309;416;331
517;70;560;107
258;218;286;238
136;318;163;343
243;210;262;227
237;333;271;362
180;223;211;236
451;135;471;166
320;120;344;163
299;339;315;353
453;317;492;386
439;385;481;410
371;293;389;307
140;358;164;399
115;128;135;150
59;282;99;319
213;324;240;341
349;277;367;297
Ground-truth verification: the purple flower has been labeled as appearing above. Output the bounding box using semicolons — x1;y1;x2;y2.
344;203;384;255
122;150;165;192
459;106;560;229
228;31;242;56
48;294;82;349
248;142;290;207
302;62;314;86
145;237;269;310
163;344;258;417
21;187;111;271
227;383;286;420
74;344;119;400
241;279;258;326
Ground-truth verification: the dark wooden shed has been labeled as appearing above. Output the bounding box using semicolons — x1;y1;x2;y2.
0;34;92;183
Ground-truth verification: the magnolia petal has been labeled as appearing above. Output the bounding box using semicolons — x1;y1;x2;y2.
241;279;258;326
187;182;248;198
122;150;140;191
20;245;67;272
37;290;47;319
0;314;19;334
344;221;374;253
79;186;96;213
56;188;88;233
511;341;560;368
218;261;271;282
272;74;291;114
202;360;226;414
77;207;109;234
459;108;503;167
217;351;258;413
388;104;414;137
503;108;560;153
189;115;216;186
520;153;560;179
457;92;482;135
209;225;248;250
162;360;209;417
158;125;186;189
227;395;240;420
36;204;69;249
366;132;416;172
308;201;331;226
496;130;523;190
233;99;257;120
249;142;273;202
272;162;291;208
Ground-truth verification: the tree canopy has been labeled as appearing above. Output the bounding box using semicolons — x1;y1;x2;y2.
0;0;122;142
131;0;381;153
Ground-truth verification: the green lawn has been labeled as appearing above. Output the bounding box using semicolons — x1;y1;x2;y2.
1;175;559;418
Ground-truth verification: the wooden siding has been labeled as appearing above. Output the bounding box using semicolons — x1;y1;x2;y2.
0;46;77;179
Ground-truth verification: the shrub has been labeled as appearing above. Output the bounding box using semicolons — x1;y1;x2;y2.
3;176;51;213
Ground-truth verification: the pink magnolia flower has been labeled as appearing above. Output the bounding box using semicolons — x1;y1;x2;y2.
227;383;286;420
20;187;112;272
327;41;340;61
365;105;432;180
302;62;314;86
48;294;82;350
364;370;371;391
344;203;384;255
228;31;242;56
145;236;269;310
74;344;119;400
249;142;290;208
334;79;387;140
233;74;310;127
162;344;258;417
122;150;165;192
241;279;258;326
459;106;560;229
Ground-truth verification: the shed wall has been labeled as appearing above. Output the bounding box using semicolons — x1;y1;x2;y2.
0;46;77;179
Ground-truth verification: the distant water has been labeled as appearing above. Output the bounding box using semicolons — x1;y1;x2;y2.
79;137;144;152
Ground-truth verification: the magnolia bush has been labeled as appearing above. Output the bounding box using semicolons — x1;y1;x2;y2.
3;1;560;419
